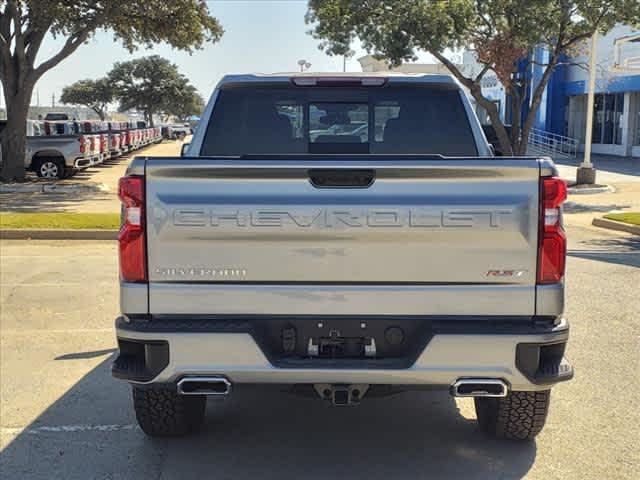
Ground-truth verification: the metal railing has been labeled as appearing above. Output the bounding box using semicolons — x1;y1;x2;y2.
527;128;578;159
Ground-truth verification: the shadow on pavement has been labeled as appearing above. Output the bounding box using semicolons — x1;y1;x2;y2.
564;201;632;213
568;234;640;268
568;250;640;268
0;356;538;479
575;234;640;251
555;155;640;177
0;189;114;213
54;348;117;360
0;155;133;213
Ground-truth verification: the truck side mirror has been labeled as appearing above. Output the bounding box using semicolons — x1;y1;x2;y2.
181;142;191;157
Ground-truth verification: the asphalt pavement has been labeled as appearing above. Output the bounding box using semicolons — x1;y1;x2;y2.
0;222;638;479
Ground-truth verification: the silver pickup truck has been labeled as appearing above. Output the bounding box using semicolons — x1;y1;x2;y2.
0;120;95;178
25;134;97;178
113;73;573;440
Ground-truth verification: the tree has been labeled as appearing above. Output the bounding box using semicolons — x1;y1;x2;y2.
164;84;205;121
306;0;640;155
60;78;113;120
0;1;222;181
108;55;195;126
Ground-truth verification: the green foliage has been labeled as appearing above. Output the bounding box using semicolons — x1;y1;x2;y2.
60;78;113;120
306;0;640;155
165;84;205;121
14;0;223;55
108;55;202;124
0;0;223;180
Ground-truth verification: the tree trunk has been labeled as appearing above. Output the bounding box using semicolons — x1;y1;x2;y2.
1;79;34;182
517;56;559;155
92;106;106;121
469;85;513;156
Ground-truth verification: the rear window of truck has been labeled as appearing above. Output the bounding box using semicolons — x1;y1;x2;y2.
201;84;477;156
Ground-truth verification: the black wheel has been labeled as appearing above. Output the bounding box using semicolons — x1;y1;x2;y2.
474;390;551;440
132;387;206;437
35;158;65;179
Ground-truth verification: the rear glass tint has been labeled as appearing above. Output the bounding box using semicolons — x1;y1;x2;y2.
202;85;477;156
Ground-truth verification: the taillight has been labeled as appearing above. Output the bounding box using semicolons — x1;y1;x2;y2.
118;175;147;282
538;177;567;284
78;136;86;154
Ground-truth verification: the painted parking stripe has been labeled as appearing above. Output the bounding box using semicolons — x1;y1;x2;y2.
1;424;138;435
1;328;113;335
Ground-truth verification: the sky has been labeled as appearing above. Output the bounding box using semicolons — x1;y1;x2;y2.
1;0;434;110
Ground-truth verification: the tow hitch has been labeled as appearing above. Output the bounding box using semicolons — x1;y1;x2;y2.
314;384;370;406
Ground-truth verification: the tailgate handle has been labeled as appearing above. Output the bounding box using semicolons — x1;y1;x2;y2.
308;169;375;188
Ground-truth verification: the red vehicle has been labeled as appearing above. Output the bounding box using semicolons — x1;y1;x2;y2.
109;132;122;158
99;133;109;162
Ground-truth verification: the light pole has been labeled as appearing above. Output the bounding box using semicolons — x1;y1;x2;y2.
297;59;311;72
577;32;598;185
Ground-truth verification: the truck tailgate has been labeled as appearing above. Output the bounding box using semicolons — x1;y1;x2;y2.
145;158;541;315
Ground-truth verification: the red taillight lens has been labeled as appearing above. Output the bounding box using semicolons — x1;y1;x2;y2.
538;177;567;284
118;176;146;282
78;136;86;153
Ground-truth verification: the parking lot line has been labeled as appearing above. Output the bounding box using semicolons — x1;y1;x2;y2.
1;424;138;435
1;328;113;335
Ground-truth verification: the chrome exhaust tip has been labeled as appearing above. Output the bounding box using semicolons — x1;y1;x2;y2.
177;376;232;396
450;378;508;398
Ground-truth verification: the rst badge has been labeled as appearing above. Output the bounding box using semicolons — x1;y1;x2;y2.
486;270;527;278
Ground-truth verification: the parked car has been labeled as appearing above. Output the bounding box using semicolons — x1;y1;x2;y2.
167;123;190;140
99;133;110;162
113;73;572;439
109;132;122;158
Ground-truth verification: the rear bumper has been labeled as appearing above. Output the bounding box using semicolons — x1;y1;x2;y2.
113;316;573;392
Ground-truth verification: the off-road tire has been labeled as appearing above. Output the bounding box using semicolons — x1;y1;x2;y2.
133;387;206;437
474;390;551;440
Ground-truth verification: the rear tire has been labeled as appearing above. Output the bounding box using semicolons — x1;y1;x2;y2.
474;390;551;440
34;158;65;179
132;387;206;437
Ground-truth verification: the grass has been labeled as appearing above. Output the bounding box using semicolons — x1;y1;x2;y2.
603;212;640;226
0;213;120;230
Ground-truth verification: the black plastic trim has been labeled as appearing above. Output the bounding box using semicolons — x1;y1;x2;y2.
117;315;566;335
111;338;169;382
516;341;574;385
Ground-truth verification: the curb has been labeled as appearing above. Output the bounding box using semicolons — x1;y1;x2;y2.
567;185;614;195
591;218;640;236
0;229;118;240
0;183;109;194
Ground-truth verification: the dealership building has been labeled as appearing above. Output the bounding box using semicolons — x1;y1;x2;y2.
463;24;640;158
360;24;640;158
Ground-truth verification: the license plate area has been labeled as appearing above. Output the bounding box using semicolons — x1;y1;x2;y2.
319;335;364;358
315;331;372;358
251;317;433;368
